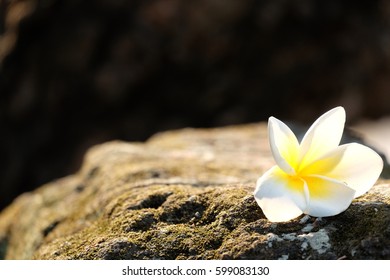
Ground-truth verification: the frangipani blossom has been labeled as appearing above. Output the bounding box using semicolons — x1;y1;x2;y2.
254;106;383;222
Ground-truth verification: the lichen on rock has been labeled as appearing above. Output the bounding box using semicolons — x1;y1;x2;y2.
0;123;389;259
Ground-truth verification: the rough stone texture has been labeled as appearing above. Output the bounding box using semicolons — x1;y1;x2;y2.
0;123;389;260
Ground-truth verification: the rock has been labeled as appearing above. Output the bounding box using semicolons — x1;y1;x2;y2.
0;123;389;259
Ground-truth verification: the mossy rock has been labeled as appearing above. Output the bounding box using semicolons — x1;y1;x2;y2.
0;123;389;259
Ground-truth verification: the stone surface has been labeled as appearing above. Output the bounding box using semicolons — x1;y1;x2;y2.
0;123;389;260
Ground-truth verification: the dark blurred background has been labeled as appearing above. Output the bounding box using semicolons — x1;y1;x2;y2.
1;0;390;210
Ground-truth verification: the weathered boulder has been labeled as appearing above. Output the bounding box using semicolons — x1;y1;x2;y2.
0;123;389;259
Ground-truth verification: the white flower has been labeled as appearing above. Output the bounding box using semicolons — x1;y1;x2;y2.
254;106;383;222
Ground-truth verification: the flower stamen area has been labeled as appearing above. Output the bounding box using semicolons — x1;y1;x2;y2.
254;106;383;222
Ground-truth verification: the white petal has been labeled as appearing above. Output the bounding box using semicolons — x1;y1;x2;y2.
254;166;305;222
303;175;355;217
268;117;300;175
298;107;346;170
305;143;383;198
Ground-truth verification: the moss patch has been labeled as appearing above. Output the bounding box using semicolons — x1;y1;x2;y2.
0;123;389;259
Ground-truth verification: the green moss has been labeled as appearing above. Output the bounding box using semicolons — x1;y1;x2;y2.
23;182;390;260
329;203;390;259
28;182;268;259
1;124;389;260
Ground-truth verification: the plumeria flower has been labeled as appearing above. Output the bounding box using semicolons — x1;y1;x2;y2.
254;106;383;222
